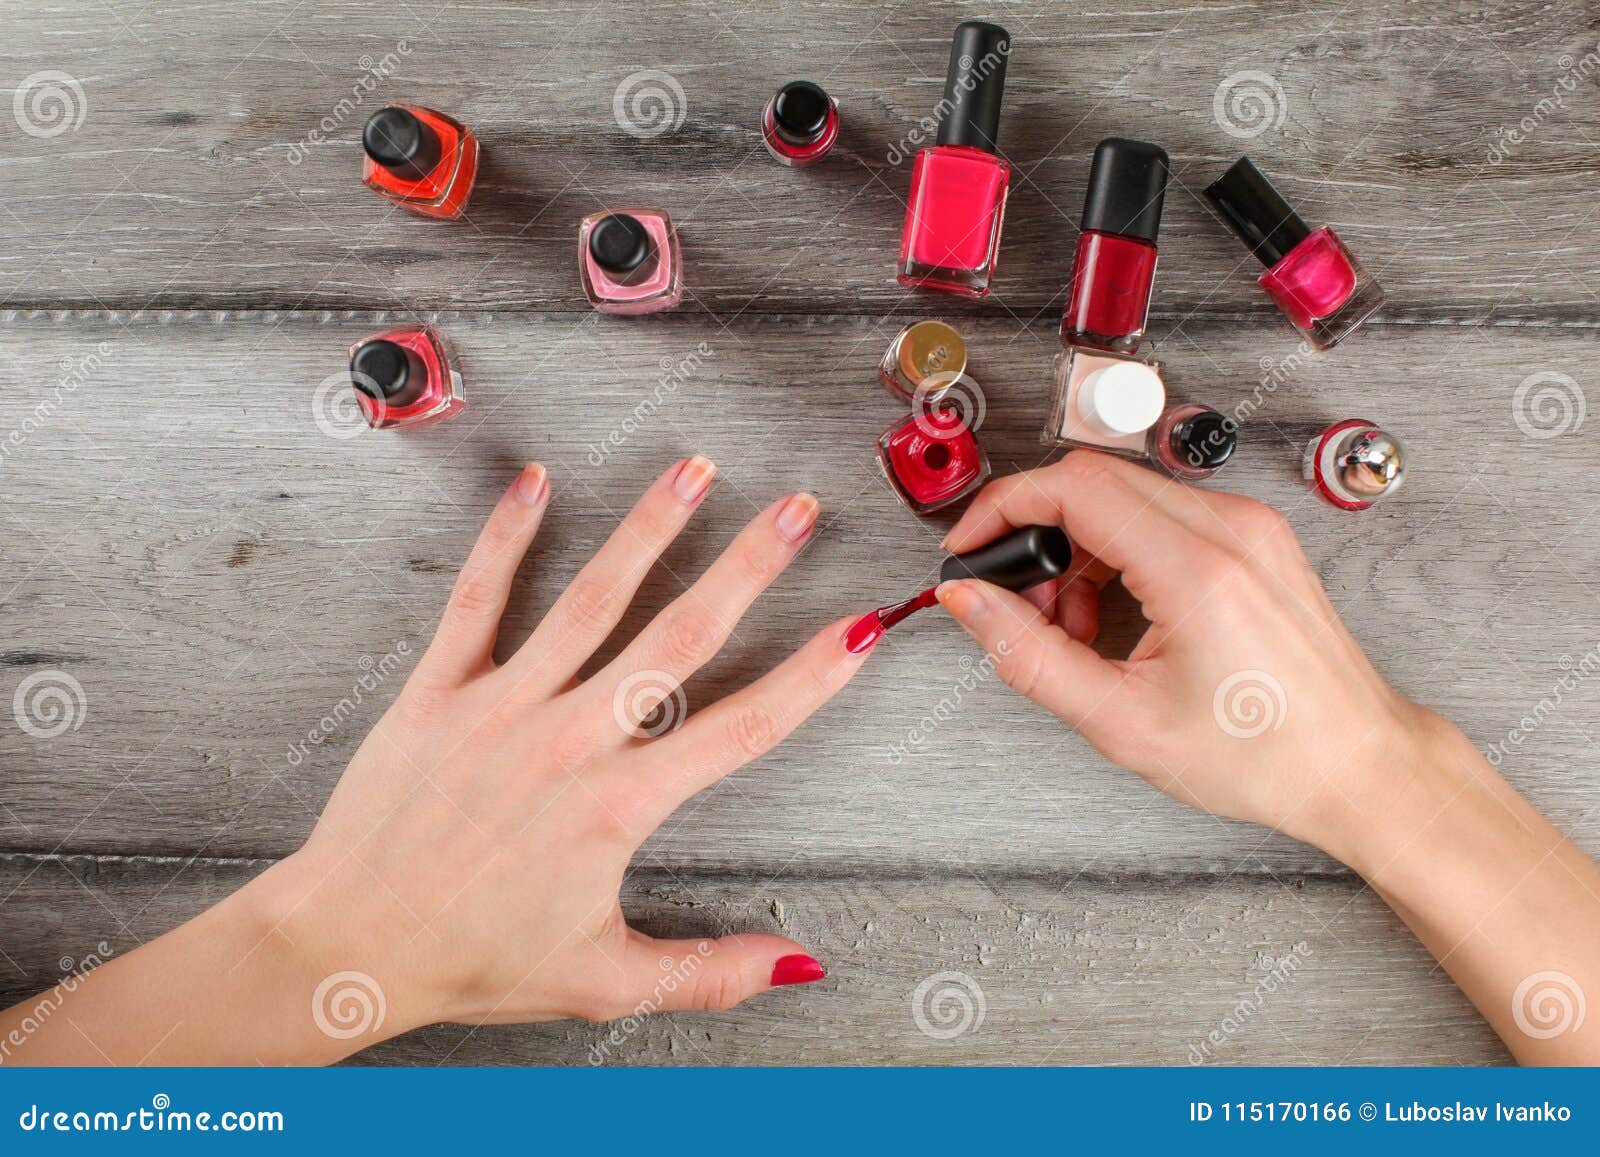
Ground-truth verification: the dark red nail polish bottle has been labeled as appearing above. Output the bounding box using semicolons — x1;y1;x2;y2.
1205;157;1386;350
1145;403;1237;481
897;21;1012;297
348;325;466;429
877;407;990;514
361;105;480;220
1060;138;1169;353
762;81;839;166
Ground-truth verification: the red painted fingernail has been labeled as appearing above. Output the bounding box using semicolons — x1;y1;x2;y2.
844;612;885;655
771;953;826;987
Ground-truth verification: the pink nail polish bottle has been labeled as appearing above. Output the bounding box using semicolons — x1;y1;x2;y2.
578;210;683;315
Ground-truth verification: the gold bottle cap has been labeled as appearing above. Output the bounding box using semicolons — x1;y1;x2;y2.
893;321;967;396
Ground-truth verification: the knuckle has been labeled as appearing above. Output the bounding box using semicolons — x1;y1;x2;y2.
1060;448;1117;488
449;571;500;618
659;611;720;668
725;703;782;760
694;969;744;1013
736;543;781;584
575;987;638;1024
564;577;623;633
996;640;1048;700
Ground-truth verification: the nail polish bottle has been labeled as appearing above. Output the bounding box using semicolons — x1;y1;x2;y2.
1061;138;1169;353
361;105;480;220
578;210;683;315
1205;157;1386;350
897;21;1012;297
348;325;466;429
1145;403;1237;481
878;320;967;403
1303;419;1404;510
942;524;1074;589
876;407;990;515
1042;346;1166;452
762;81;839;166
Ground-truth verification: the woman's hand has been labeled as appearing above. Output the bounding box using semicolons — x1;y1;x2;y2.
1;458;868;1064
934;449;1424;853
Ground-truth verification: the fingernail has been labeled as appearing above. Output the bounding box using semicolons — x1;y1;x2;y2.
935;580;987;621
771;954;826;987
775;493;820;543
844;611;885;655
672;456;717;504
514;463;549;506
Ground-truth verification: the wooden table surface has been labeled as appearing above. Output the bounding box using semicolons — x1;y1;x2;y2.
3;0;1597;1065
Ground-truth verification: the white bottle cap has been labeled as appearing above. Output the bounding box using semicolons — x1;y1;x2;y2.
1077;361;1165;436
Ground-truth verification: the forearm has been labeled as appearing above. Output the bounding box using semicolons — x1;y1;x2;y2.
1322;709;1600;1064
0;853;431;1065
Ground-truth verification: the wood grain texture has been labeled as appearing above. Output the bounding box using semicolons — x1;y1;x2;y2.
0;2;1597;317
2;313;1597;875
0;854;1507;1065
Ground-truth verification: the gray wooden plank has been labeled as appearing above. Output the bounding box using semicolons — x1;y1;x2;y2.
0;854;1507;1065
0;1;1596;317
1;312;1597;874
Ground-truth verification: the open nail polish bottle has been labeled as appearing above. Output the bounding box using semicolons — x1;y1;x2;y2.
1061;138;1169;353
1303;419;1404;509
1042;346;1166;452
762;81;839;166
877;407;990;515
878;320;967;403
578;210;683;315
897;21;1012;297
1145;403;1237;481
348;325;466;429
1205;157;1386;350
361;105;480;220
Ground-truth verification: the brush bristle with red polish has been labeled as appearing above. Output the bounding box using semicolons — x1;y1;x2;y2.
844;587;937;654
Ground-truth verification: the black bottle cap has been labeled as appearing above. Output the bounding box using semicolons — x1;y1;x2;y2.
1173;409;1237;470
772;81;831;141
588;213;652;275
940;525;1073;592
363;106;442;182
1080;138;1170;245
350;339;425;405
1204;156;1313;268
934;21;1011;153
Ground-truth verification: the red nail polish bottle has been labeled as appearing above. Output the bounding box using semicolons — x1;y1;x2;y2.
1303;419;1405;509
578;209;683;315
1205;157;1386;350
348;324;466;429
1145;403;1237;481
361;105;480;220
897;21;1012;298
1061;138;1169;353
877;407;990;515
762;81;839;166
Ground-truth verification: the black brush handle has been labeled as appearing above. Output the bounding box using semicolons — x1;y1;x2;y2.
940;525;1073;592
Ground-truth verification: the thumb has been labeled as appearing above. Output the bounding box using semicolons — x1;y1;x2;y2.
622;931;826;1014
936;579;1130;733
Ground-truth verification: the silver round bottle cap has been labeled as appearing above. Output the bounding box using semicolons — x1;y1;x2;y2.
1335;430;1404;499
